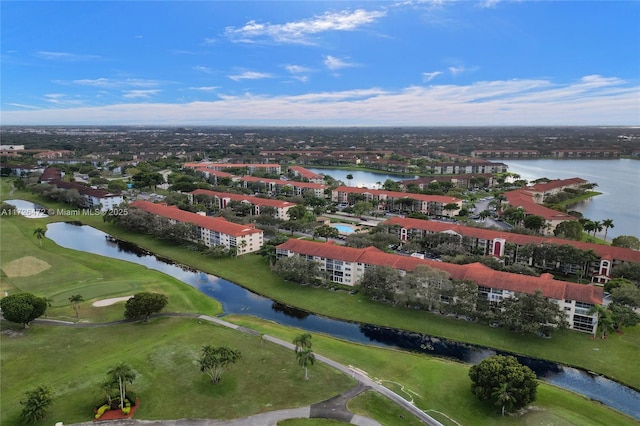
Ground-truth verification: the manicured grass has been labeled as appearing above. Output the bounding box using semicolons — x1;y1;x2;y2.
347;391;424;426
278;420;350;425
3;184;639;389
227;316;638;426
0;214;221;323
551;191;602;207
0;318;355;426
77;225;640;390
278;419;351;426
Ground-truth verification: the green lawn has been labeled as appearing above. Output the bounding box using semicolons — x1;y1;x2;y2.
0;318;355;426
227;316;639;426
1;181;638;425
3;182;640;389
347;391;425;426
0;214;221;323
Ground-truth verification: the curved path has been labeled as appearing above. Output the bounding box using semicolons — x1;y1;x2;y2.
31;313;443;426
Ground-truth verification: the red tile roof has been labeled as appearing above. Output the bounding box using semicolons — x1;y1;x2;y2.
333;186;462;204
130;201;262;237
529;177;587;192
504;190;577;221
276;239;603;304
184;162;280;169
192;167;234;178
49;179;119;199
288;166;323;180
241;176;327;190
383;217;640;263
190;189;295;208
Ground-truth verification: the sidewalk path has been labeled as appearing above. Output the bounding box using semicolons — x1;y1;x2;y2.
30;312;443;426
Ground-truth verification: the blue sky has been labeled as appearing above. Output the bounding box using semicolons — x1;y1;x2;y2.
1;1;639;126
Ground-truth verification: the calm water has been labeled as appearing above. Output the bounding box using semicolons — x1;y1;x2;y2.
332;224;356;234
307;168;417;189
4;199;49;218
41;220;640;419
309;160;640;239
503;159;640;239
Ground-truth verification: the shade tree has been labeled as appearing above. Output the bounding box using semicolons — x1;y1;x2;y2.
124;292;168;321
0;293;48;328
611;235;640;250
469;355;538;414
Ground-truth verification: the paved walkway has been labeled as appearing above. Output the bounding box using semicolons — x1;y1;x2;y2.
32;313;443;426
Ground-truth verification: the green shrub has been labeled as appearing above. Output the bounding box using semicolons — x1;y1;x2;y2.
121;406;131;415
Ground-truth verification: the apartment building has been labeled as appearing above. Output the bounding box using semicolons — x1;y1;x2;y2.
276;239;602;333
287;166;325;184
382;216;640;284
189;189;296;220
183;162;282;175
241;176;327;198
130;200;263;255
45;179;123;212
332;186;463;217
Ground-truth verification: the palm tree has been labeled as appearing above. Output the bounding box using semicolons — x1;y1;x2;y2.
602;219;614;241
107;363;137;409
296;347;315;380
293;333;312;352
588;304;613;339
33;227;46;247
346;174;353;187
583;220;596;237
69;294;84;319
592;220;603;237
492;382;516;416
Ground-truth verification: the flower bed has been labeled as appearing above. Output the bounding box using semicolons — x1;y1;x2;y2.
93;398;140;422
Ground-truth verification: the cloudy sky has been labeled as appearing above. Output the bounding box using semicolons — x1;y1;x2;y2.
1;1;638;126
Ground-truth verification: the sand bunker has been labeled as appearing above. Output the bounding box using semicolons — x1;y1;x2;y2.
2;256;51;277
92;296;133;307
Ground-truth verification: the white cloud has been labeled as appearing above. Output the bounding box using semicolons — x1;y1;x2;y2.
224;9;386;44
324;56;356;71
63;78;162;88
3;75;637;126
228;71;273;82
122;90;160;99
285;65;311;74
478;0;500;8
5;103;40;109
41;93;85;107
36;51;101;61
194;66;214;74
449;65;477;75
422;71;442;82
189;86;219;91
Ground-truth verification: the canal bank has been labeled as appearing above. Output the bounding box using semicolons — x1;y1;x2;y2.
4;197;640;391
40;220;640;420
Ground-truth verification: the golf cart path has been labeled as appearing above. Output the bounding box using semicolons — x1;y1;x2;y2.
33;312;443;426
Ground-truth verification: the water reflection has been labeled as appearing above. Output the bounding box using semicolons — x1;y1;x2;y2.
43;221;640;419
5;199;49;218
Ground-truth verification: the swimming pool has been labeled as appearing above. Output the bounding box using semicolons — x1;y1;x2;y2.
331;224;356;234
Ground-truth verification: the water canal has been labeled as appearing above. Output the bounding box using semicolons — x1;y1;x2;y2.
36;218;640;420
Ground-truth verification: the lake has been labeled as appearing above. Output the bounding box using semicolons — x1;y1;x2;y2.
503;159;640;239
306;168;417;189
308;159;640;239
